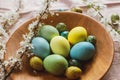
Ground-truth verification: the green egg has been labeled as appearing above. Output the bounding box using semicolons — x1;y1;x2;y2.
43;54;68;76
86;35;96;45
38;25;59;41
56;22;67;33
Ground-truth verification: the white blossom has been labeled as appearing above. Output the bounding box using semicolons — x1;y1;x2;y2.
0;43;6;60
0;25;8;39
3;57;17;67
0;0;57;79
0;11;20;27
83;0;107;17
28;21;38;31
41;13;48;19
16;20;39;58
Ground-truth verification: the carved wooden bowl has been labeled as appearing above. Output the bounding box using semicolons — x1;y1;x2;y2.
6;12;114;80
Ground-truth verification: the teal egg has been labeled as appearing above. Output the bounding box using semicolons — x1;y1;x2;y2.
70;42;95;61
31;37;50;59
60;31;69;39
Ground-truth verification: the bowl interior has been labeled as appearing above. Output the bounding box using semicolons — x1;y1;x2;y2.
6;12;114;80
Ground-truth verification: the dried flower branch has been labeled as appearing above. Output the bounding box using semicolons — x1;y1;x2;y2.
0;1;22;79
0;0;57;80
0;11;20;34
82;0;120;41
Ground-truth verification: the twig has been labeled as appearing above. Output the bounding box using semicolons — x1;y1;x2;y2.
34;0;50;36
91;6;104;18
4;62;17;80
3;0;50;80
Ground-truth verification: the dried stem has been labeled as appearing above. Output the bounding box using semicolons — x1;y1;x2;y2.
16;0;22;12
34;0;50;36
4;62;17;80
92;6;104;18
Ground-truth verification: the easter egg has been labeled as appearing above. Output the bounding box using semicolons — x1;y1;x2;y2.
50;36;70;57
56;22;67;32
31;37;50;59
65;66;82;79
29;56;43;71
86;35;96;45
60;31;69;39
70;42;95;61
43;54;68;76
38;25;59;41
68;26;87;45
69;59;81;67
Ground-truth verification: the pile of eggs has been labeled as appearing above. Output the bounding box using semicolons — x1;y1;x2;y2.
29;22;96;79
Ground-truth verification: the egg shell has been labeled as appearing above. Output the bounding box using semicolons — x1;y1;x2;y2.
70;42;95;61
43;54;68;76
68;27;87;45
38;25;59;41
60;31;69;39
50;36;70;57
29;56;43;71
31;37;50;59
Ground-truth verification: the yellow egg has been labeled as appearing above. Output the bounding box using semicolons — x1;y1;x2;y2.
68;26;87;45
29;56;43;71
50;36;70;57
65;66;82;79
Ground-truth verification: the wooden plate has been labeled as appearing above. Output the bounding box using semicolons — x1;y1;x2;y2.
6;12;114;80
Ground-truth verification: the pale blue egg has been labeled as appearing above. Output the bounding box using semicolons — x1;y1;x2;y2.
70;42;95;61
31;37;50;59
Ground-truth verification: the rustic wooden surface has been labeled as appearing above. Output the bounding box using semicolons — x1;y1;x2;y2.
6;12;114;80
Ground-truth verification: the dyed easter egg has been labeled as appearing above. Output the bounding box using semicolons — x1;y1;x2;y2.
50;36;70;57
70;42;95;61
31;37;50;59
68;26;87;45
29;56;43;71
43;54;68;75
60;31;69;39
38;25;59;41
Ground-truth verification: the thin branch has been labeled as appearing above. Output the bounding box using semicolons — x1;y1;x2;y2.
3;0;50;80
4;62;17;80
34;0;50;36
92;6;104;18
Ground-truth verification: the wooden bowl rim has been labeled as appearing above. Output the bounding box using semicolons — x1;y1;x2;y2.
6;11;114;80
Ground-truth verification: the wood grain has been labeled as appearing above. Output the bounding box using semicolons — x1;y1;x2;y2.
5;12;114;80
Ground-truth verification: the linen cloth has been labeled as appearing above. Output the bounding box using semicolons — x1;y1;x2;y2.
0;0;120;80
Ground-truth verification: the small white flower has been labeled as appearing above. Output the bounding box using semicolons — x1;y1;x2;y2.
0;25;8;38
41;13;48;19
28;21;38;31
94;3;107;10
0;11;20;27
0;42;6;60
83;0;107;18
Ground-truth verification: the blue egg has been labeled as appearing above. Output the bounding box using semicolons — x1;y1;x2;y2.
31;37;50;59
70;42;95;61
